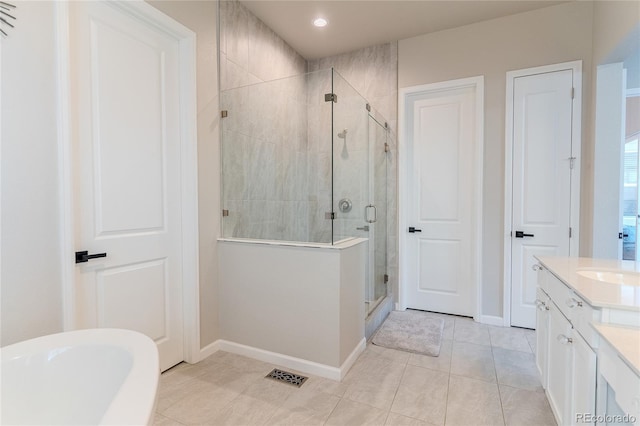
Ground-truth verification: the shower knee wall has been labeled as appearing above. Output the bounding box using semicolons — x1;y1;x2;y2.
217;238;367;380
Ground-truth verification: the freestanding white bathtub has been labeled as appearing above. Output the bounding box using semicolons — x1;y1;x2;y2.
1;328;159;425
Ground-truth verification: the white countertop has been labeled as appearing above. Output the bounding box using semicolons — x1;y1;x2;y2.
536;256;640;311
591;322;640;376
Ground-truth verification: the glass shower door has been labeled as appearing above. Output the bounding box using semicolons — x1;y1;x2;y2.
331;68;388;316
331;70;369;243
367;115;389;315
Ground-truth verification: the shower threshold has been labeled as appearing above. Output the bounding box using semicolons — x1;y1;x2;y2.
366;295;385;317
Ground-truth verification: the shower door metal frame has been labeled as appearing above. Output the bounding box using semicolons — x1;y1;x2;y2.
366;113;389;316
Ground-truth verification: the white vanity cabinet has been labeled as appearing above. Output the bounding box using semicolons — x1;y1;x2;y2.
535;257;640;426
536;266;598;425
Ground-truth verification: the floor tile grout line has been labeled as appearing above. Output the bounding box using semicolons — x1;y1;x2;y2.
155;411;187;425
321;393;342;426
386;355;409;419
491;342;508;426
443;364;452;426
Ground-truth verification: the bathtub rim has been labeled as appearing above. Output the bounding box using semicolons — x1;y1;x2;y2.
1;328;159;426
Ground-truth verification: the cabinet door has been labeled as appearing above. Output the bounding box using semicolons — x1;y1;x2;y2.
535;287;550;388
547;301;573;425
571;331;596;425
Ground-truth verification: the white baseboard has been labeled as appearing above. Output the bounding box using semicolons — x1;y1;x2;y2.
338;338;366;380
204;338;366;381
197;339;222;361
479;315;505;327
395;303;406;311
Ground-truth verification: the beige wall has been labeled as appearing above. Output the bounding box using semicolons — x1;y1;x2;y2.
592;1;640;67
399;2;594;317
147;1;221;348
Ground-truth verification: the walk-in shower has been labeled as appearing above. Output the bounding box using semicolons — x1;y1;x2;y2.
220;68;391;316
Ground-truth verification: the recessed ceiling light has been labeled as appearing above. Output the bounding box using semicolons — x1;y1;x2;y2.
313;18;328;28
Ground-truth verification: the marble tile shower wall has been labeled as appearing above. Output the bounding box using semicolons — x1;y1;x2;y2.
220;0;310;241
219;1;306;90
221;77;312;241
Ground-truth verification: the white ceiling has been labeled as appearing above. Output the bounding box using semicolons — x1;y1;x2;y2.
240;1;568;60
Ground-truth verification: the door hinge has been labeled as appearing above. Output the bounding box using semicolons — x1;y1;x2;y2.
325;212;336;220
384;143;390;153
571;87;575;99
366;103;371;112
384;274;389;284
569;156;576;169
569;227;572;238
221;110;228;118
324;93;337;103
222;209;229;217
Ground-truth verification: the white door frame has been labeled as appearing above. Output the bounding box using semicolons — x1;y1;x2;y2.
503;61;582;327
55;1;201;363
398;76;484;321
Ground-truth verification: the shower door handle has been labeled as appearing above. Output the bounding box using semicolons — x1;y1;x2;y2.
365;204;377;223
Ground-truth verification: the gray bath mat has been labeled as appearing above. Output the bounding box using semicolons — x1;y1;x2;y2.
372;310;445;356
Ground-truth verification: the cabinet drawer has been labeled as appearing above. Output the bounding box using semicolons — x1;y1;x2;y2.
538;267;551;294
546;271;599;346
568;293;599;347
546;271;572;317
599;339;640;419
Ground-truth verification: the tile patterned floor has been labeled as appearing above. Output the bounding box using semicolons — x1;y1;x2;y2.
154;312;556;426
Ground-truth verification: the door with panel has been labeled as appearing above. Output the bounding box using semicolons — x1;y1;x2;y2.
69;1;187;371
403;78;482;317
509;65;579;329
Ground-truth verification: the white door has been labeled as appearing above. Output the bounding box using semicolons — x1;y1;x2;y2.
508;67;576;329
70;1;185;371
403;78;483;317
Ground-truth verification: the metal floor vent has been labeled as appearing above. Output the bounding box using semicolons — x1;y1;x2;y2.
265;369;308;388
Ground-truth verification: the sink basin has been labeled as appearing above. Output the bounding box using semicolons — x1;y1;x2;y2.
577;269;640;286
